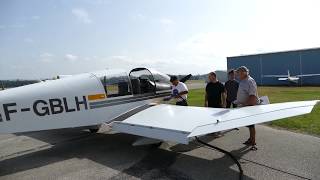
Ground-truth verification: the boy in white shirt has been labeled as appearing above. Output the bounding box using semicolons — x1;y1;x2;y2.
170;76;189;106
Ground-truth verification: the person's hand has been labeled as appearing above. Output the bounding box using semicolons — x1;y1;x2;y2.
204;102;208;107
163;96;172;101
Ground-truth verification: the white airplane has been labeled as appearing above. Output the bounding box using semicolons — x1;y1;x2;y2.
263;70;320;83
0;67;318;141
0;67;318;179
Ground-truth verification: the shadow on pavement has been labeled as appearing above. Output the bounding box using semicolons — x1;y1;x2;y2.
0;132;253;180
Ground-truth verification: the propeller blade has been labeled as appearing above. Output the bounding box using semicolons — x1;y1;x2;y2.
179;74;192;83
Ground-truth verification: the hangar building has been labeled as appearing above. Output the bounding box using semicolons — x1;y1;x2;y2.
227;47;320;86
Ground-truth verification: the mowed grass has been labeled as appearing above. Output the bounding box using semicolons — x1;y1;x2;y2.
188;87;320;136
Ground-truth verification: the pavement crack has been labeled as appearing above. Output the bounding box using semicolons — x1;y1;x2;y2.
239;157;311;180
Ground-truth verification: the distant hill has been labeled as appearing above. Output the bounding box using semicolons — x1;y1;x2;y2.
1;70;228;89
0;80;39;89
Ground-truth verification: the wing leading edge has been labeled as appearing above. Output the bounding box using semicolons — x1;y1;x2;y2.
112;100;319;144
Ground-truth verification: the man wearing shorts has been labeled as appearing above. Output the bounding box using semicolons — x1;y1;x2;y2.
235;66;259;150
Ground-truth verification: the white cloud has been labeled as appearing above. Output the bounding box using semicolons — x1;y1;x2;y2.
72;8;92;24
160;18;175;25
40;53;53;58
132;14;146;21
160;18;176;33
176;0;320;71
11;24;25;28
40;53;54;63
0;24;25;29
97;55;216;75
85;0;112;6
31;16;40;20
65;54;78;62
24;38;34;43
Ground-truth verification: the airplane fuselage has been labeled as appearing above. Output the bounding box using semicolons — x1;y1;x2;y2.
278;76;300;83
0;68;172;133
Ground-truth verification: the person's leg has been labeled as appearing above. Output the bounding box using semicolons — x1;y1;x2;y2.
249;127;253;142
249;126;257;150
226;100;231;108
176;101;188;106
232;103;237;108
244;125;255;144
250;126;256;145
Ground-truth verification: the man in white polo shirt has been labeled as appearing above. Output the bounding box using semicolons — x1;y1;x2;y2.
235;66;260;150
170;76;189;106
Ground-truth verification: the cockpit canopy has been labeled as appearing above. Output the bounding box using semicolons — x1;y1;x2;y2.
93;68;171;98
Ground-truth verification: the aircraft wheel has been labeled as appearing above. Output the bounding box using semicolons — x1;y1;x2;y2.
150;142;162;149
89;128;99;133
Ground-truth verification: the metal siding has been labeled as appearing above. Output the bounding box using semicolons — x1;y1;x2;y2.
227;55;261;84
261;51;300;85
227;48;320;86
300;49;320;85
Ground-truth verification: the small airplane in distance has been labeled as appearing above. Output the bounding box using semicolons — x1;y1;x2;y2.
263;70;320;83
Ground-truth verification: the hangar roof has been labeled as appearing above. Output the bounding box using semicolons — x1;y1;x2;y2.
227;47;320;59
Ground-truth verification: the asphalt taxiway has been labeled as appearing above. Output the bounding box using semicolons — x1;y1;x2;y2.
0;125;319;180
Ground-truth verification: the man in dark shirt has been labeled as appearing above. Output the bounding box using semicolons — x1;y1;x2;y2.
205;72;226;108
225;69;239;108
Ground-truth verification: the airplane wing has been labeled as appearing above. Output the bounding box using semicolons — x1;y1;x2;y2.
296;74;320;77
112;100;319;144
278;78;290;81
262;75;288;78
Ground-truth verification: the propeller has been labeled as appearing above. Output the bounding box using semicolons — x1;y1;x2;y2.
179;74;192;83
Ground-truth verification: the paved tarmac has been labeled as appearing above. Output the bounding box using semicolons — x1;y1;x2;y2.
0;125;319;180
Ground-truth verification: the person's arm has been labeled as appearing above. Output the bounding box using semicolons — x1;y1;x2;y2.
178;91;188;95
221;92;227;107
204;92;208;107
220;84;227;108
204;85;208;107
245;95;258;106
245;80;258;106
175;82;188;98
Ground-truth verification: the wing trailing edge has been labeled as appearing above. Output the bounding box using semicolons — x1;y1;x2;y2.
112;100;319;144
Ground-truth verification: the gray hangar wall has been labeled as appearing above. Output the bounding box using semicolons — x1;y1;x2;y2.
227;48;320;86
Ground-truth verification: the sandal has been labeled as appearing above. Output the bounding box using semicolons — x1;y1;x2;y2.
243;139;252;145
250;145;258;151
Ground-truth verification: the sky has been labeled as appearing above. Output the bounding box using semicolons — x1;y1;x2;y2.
1;0;320;79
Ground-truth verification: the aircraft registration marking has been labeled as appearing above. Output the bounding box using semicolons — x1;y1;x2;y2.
21;108;31;112
88;94;106;101
1;96;88;122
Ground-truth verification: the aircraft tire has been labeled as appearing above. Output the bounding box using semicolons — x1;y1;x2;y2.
89;128;99;133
